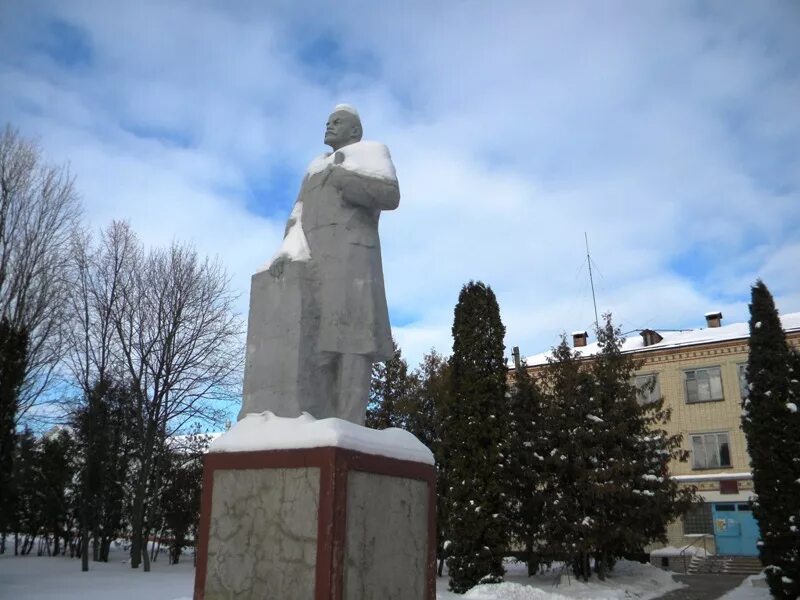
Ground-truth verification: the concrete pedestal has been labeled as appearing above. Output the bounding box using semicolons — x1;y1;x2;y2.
194;447;436;600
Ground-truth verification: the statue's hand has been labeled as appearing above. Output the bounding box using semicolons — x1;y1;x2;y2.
268;255;288;278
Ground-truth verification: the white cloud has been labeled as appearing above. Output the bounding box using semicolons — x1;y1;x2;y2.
1;0;798;371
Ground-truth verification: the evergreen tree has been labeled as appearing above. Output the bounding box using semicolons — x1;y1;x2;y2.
38;428;76;557
11;428;41;555
537;337;597;581
537;317;692;582
73;379;137;566
159;427;209;564
366;339;417;430
742;281;800;599
0;318;28;552
506;359;546;576
444;281;508;593
585;315;693;578
410;350;451;575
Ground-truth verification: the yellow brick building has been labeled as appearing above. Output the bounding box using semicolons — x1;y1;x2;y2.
522;311;800;558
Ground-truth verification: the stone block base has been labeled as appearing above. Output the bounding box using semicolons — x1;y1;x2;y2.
194;447;436;599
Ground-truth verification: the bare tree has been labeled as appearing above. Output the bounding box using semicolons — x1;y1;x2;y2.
0;125;81;423
111;240;243;570
65;221;139;572
65;221;138;395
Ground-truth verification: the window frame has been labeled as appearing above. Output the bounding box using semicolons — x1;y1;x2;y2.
634;372;661;405
738;363;749;399
690;431;732;470
684;366;725;404
682;502;713;535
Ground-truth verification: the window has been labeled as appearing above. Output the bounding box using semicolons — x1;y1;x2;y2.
635;373;661;405
738;363;749;399
683;502;713;535
691;432;731;469
684;367;724;403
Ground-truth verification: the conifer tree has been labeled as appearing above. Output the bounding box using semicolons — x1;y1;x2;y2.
537;337;597;581
506;360;546;575
586;315;693;578
11;428;41;555
159;427;209;564
444;281;508;593
411;350;451;575
537;317;692;582
73;379;137;566
367;339;417;430
38;428;76;556
742;280;800;598
0;318;28;552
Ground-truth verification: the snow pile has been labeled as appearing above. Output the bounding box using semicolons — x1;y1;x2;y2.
259;201;310;273
306;140;397;181
436;559;684;600
462;583;571;599
717;574;771;600
209;411;434;465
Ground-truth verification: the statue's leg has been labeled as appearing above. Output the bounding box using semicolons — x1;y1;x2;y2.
336;353;372;425
311;352;338;419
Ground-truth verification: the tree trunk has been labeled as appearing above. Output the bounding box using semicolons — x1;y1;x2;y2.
92;530;99;562
129;463;149;569
142;531;151;572
81;526;88;572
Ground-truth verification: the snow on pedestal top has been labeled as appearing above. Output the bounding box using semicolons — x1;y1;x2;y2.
209;411;434;465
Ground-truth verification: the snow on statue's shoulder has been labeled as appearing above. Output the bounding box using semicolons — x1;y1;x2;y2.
338;141;396;181
210;411;434;465
304;142;396;181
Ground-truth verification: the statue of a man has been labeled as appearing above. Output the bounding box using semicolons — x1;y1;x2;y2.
261;105;399;425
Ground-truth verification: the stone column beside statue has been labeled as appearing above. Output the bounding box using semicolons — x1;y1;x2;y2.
193;106;436;600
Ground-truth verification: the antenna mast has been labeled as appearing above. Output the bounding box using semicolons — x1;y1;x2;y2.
585;232;599;328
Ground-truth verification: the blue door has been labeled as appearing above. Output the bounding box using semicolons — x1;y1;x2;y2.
712;503;759;556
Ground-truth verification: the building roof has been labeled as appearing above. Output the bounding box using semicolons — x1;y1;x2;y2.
523;311;800;367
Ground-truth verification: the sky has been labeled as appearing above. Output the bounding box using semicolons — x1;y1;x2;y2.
1;0;799;371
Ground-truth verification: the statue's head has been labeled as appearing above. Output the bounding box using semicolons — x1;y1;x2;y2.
324;104;363;151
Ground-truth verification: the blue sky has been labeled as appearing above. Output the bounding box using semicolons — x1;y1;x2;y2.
1;0;799;369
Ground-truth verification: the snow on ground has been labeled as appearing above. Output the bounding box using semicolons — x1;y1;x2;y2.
0;551;682;599
437;559;684;600
716;574;771;600
0;547;194;600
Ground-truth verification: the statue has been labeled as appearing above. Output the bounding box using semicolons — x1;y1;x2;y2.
238;105;399;425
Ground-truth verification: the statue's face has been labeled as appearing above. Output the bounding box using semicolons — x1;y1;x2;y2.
324;111;361;150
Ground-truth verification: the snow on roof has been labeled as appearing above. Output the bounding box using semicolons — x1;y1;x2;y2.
571;330;588;336
524;311;800;367
704;311;722;317
209;411;434;465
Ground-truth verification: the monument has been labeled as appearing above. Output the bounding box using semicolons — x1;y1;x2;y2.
238;104;398;425
194;106;436;600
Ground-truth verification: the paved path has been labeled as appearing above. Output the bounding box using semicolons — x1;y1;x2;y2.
654;574;749;600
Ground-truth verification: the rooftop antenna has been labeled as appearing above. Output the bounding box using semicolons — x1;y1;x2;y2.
585;232;599;329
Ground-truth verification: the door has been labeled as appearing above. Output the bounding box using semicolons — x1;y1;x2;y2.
712;502;759;556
